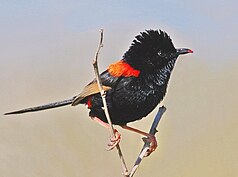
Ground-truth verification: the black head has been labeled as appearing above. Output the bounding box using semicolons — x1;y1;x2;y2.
123;30;177;71
123;30;193;72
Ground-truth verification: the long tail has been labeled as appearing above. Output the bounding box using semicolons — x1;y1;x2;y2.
4;96;76;115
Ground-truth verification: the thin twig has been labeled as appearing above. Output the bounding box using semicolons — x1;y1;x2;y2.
92;29;129;177
129;106;167;177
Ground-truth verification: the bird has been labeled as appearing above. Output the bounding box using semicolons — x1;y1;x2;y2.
4;29;193;154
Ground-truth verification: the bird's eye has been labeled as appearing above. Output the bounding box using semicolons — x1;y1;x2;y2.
157;51;165;57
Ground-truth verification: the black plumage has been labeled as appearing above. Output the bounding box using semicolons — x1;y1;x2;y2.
77;30;192;125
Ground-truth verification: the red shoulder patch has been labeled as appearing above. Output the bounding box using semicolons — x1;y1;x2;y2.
108;60;140;77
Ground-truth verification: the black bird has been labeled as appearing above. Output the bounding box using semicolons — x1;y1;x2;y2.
5;29;193;154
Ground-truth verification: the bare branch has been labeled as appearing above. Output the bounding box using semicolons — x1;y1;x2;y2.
129;106;167;177
92;29;129;177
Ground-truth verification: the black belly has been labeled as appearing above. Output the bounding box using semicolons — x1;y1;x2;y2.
88;84;167;125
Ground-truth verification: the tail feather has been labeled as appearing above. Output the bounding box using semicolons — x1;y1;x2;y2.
4;97;76;115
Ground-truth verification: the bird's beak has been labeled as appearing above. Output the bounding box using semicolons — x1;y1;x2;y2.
177;48;193;55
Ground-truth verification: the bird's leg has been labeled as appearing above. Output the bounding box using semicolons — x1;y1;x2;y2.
121;125;157;156
91;117;121;151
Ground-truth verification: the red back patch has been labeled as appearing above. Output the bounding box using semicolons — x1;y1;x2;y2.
108;60;140;77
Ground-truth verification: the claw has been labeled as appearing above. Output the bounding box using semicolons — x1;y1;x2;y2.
142;134;157;157
106;129;121;151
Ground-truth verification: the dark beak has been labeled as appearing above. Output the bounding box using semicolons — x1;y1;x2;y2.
177;48;193;55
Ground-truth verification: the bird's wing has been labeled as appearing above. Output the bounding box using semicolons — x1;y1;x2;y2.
72;59;141;106
71;70;120;106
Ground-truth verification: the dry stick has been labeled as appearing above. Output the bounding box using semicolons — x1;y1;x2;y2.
92;29;129;177
129;106;167;177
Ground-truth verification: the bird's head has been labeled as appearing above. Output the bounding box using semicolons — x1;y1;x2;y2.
123;30;193;72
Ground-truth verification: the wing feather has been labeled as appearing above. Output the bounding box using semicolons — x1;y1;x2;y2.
72;81;111;106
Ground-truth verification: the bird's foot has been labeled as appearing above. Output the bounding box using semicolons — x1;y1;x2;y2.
106;129;121;151
142;134;157;157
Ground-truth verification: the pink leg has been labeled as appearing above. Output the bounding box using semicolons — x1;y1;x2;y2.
121;125;157;156
91;117;121;150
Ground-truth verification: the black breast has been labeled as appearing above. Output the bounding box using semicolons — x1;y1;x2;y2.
109;73;167;125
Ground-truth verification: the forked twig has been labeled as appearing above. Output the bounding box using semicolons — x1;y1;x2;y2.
92;29;129;177
129;106;167;177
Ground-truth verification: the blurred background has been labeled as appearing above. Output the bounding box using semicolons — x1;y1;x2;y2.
0;1;237;177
